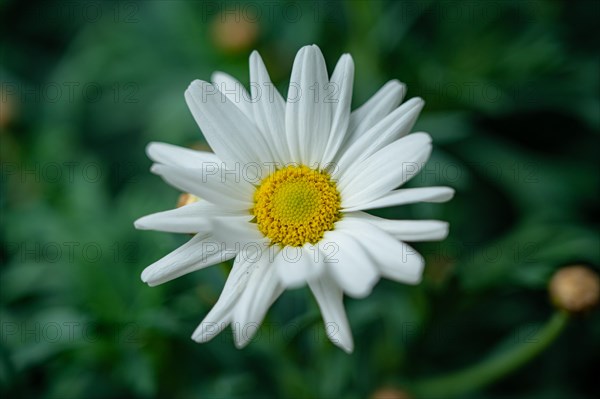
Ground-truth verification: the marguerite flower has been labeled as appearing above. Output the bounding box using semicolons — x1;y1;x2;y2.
135;45;454;353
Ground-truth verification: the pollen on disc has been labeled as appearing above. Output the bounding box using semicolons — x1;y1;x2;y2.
253;165;341;247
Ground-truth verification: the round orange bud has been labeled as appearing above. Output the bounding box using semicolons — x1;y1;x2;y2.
370;387;412;399
549;266;600;313
1;88;16;128
210;11;259;54
177;193;199;208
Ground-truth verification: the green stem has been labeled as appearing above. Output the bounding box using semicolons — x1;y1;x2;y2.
410;310;569;398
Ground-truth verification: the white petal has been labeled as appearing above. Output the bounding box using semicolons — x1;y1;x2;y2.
337;218;424;284
345;212;450;241
210;218;269;250
343;186;455;212
192;308;231;343
308;273;354;353
141;233;236;286
285;45;332;166
322;54;354;165
185;80;272;167
339;133;433;209
211;71;254;120
134;201;250;234
150;164;253;210
377;241;424;284
274;243;324;288
321;230;379;298
146;142;220;168
345;79;406;146
192;248;265;342
233;255;283;348
334;98;424;178
249;51;289;165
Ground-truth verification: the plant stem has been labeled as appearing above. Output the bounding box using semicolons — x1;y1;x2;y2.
410;310;569;398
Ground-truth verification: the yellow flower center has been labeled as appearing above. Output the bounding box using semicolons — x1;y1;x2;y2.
253;165;341;247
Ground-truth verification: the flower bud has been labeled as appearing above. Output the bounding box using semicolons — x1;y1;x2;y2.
370;387;412;399
549;266;600;313
177;193;199;208
210;10;259;54
1;88;16;128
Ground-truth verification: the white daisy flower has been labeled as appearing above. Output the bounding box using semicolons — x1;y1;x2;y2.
135;45;454;353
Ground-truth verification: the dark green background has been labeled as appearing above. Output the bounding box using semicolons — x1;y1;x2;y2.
1;1;599;398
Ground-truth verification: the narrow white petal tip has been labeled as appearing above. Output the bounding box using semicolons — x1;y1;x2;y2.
234;335;250;350
140;269;151;284
186;79;208;93
140;267;165;287
185;81;196;92
436;187;455;202
210;71;224;83
133;217;147;230
401;277;422;287
441;220;450;228
388;79;407;95
338;341;354;354
191;330;210;343
295;45;309;55
437;222;451;240
339;53;353;63
406;264;425;286
430;187;455;202
143;278;161;288
191;326;221;343
327;329;354;353
191;334;202;343
306;44;323;54
234;341;244;349
414;97;425;107
149;163;162;174
345;285;375;299
343;273;379;298
413;131;433;144
145;141;161;159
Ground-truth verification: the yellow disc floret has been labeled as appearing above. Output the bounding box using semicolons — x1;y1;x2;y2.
253;165;341;247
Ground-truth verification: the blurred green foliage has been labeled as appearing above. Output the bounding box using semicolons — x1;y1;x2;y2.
1;0;599;398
